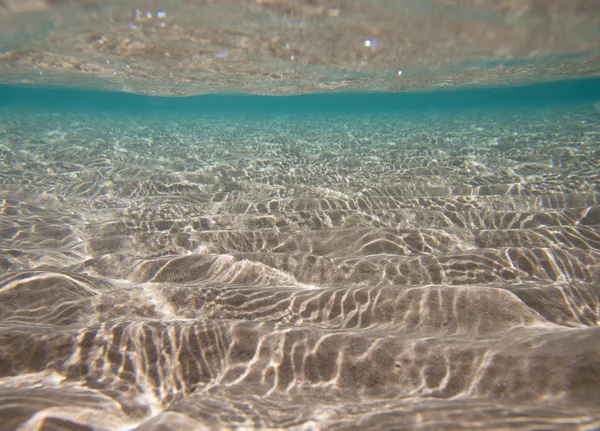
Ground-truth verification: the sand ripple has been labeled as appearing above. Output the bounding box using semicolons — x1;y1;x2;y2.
0;107;599;429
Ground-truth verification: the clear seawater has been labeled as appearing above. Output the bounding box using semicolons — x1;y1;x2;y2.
1;78;600;431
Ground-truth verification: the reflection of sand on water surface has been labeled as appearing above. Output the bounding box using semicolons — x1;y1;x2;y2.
1;0;600;94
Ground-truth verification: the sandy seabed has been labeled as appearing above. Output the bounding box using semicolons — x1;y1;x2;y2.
0;105;599;430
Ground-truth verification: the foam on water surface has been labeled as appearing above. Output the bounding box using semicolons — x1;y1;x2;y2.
1;68;600;431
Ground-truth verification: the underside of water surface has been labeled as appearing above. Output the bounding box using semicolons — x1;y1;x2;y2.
1;1;600;431
1;0;600;94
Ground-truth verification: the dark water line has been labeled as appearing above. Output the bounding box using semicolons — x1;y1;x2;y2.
1;77;600;116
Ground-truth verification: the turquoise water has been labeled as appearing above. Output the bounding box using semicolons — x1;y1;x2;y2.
3;77;600;114
1;78;600;431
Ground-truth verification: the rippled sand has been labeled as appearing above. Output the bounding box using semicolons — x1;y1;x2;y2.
1;105;599;430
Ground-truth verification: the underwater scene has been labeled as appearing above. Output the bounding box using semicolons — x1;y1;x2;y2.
1;1;600;430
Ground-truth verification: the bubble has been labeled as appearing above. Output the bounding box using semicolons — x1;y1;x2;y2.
157;10;166;19
364;38;378;49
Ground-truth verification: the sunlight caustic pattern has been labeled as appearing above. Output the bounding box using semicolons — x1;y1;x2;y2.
0;101;599;429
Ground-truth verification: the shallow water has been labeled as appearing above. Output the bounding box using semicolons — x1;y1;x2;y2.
0;79;599;430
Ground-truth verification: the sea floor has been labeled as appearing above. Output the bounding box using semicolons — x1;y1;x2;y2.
0;102;599;430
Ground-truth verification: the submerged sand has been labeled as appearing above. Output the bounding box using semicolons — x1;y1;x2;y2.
0;105;599;430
